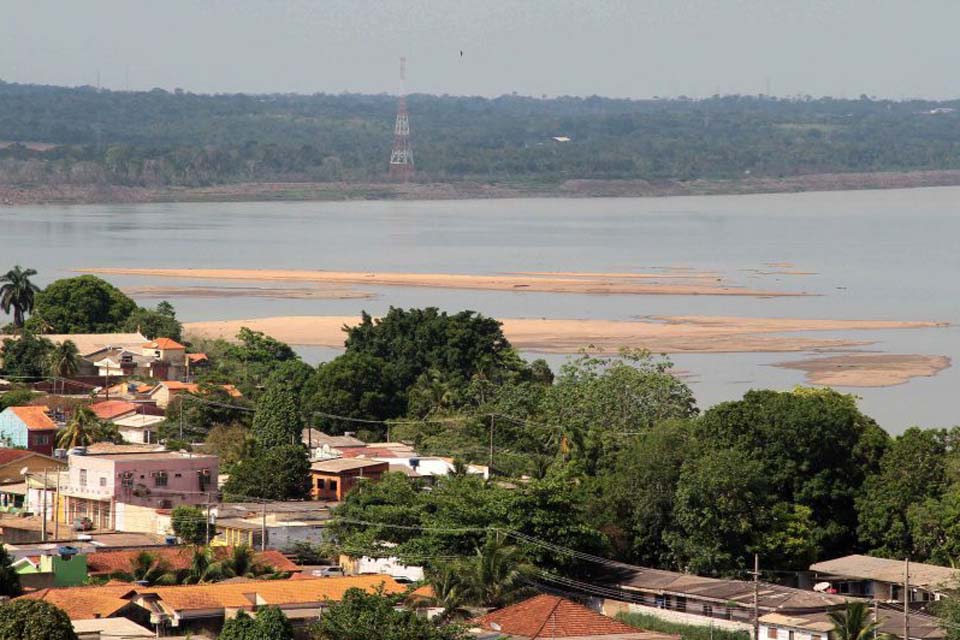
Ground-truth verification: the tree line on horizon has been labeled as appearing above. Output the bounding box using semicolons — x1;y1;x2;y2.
2;81;960;186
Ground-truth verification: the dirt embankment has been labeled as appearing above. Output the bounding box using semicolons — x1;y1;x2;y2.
7;169;960;205
183;314;948;356
80;267;805;297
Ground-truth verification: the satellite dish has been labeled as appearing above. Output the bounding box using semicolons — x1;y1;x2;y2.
19;467;29;477
491;623;501;631
813;582;832;592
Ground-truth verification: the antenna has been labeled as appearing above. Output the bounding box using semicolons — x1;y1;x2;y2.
388;56;414;181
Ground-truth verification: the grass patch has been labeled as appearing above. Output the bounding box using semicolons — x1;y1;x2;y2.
617;612;750;640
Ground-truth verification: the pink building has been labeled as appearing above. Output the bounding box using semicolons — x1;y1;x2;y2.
62;447;218;531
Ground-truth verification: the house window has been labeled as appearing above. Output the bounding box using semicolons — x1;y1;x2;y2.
703;604;713;618
329;480;338;493
99;477;107;487
198;469;211;492
812;635;822;640
788;631;795;640
676;596;686;613
79;469;87;487
36;435;49;445
154;471;168;487
317;478;325;489
654;595;665;609
767;628;778;639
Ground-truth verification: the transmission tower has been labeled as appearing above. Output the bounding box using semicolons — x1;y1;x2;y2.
388;56;414;180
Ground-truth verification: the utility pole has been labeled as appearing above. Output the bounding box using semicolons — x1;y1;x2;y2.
873;599;879;640
260;501;267;552
54;469;61;540
751;553;760;640
41;467;48;542
179;398;184;441
488;413;495;471
904;558;910;640
205;493;212;545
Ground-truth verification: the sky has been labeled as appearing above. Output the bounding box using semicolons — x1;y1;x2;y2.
2;0;960;100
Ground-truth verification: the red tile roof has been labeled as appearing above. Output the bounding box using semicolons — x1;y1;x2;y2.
187;353;208;363
19;584;136;620
7;406;57;431
475;595;654;639
86;547;298;576
0;449;37;467
142;338;185;350
89;400;139;421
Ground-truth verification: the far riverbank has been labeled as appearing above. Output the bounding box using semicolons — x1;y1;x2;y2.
6;169;960;205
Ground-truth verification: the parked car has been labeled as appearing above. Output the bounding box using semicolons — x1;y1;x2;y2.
73;517;93;531
311;566;345;577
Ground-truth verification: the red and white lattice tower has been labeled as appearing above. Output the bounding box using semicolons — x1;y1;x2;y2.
388;57;414;180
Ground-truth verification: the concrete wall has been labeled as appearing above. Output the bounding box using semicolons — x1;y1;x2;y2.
760;622;825;640
602;600;753;635
66;453;217;508
266;523;327;551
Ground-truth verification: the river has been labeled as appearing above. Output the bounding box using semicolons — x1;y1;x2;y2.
3;186;959;432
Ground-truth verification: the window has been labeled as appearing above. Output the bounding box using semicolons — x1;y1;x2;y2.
788;631;795;640
36;435;49;445
121;472;134;489
812;635;822;640
329;480;338;493
767;628;778;639
317;478;326;489
198;469;211;492
703;605;713;618
99;477;107;487
79;469;87;487
676;596;686;613
153;471;168;487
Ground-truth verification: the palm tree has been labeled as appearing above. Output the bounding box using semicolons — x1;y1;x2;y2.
222;545;263;578
46;340;79;395
174;546;226;584
110;551;174;586
57;406;100;449
464;537;534;608
425;563;472;622
0;266;41;329
829;601;882;640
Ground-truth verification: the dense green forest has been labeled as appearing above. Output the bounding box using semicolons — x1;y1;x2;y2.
2;80;960;187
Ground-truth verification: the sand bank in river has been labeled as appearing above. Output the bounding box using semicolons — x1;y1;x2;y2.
773;354;952;387
124;285;373;300
79;267;807;297
183;315;947;356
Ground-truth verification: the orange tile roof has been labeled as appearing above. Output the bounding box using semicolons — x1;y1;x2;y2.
156;382;242;398
86;547;298;576
7;406;57;431
19;584;136;620
89;400;139;421
475;595;653;639
141;574;404;612
142;338;185;350
187;353;209;363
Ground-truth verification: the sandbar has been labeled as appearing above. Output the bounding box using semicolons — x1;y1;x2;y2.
78;267;807;297
773;354;952;387
124;285;373;300
183;314;947;355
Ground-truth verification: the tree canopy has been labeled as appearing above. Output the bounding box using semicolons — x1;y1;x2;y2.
0;599;77;640
29;275;137;333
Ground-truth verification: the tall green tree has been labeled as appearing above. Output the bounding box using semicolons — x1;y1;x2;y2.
252;379;303;448
57;406;122;449
171;505;208;545
223;443;310;501
108;551;173;586
0;544;22;597
251;605;294;640
0;265;41;329
695;387;887;560
856;427;950;559
45;340;79;389
123;301;183;341
0;599;78;640
30;275;137;333
313;586;465;640
0;331;54;378
218;609;256;640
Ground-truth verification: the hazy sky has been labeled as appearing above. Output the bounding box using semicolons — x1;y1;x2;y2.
3;0;959;99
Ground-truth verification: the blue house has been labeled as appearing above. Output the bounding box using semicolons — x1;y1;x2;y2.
0;406;59;456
